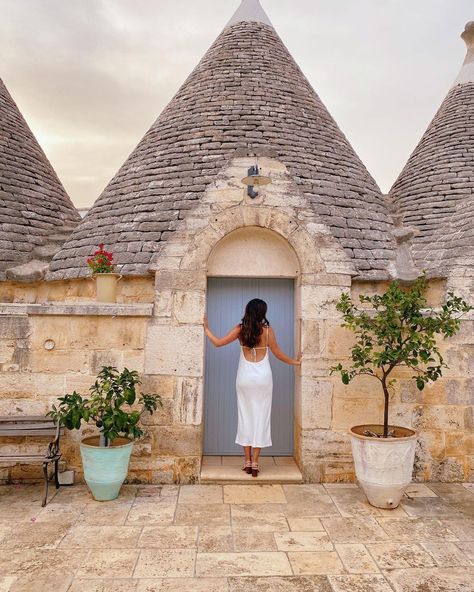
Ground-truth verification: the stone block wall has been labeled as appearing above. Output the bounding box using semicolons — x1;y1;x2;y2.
143;155;358;484
0;275;472;484
0;295;167;484
319;277;474;483
0;155;472;485
0;277;154;304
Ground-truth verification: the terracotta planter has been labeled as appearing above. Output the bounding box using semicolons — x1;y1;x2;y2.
92;273;122;303
350;424;418;509
80;436;133;501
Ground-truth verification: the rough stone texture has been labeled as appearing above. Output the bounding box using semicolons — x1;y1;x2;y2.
48;20;396;281
389;79;474;276
388;22;474;278
0;9;473;490
439;190;474;276
0;304;194;483
0;302;153;317
1;149;474;487
0;271;472;484
0;481;473;591
0;277;154;304
327;277;474;483
139;154;360;483
0;78;80;281
388;25;474;279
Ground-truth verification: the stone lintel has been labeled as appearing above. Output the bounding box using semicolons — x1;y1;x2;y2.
0;303;154;317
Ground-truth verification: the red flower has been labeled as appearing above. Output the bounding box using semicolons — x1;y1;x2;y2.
86;243;115;273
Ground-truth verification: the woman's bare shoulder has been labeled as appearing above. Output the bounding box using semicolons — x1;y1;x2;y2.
267;325;276;340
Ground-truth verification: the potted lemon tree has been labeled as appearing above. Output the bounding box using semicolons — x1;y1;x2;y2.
87;243;122;303
330;273;472;509
48;366;162;501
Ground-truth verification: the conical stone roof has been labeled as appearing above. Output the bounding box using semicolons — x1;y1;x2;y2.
389;22;474;275
0;77;80;281
49;0;396;280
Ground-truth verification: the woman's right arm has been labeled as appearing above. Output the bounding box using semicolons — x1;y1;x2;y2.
268;327;301;366
204;315;240;348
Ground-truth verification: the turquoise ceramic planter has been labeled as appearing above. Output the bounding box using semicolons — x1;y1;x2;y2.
80;436;133;501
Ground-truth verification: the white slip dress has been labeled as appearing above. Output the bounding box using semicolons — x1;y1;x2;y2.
235;326;273;448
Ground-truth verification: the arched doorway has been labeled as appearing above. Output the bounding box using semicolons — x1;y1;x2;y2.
203;227;300;456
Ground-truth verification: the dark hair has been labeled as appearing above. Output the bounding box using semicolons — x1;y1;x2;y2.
240;299;269;348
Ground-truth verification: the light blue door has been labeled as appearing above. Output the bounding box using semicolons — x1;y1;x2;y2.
204;278;294;456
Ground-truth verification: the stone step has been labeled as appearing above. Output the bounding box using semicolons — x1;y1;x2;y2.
200;456;303;484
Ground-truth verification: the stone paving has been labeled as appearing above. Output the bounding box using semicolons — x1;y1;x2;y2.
0;482;473;591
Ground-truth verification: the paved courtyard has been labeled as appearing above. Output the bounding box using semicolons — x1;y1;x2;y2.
0;481;473;591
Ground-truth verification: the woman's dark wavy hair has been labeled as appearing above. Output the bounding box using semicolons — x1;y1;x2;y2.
240;299;269;348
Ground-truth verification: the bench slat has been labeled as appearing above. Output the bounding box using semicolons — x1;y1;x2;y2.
0;415;63;507
0;416;53;422
0;455;59;462
0;423;57;430
0;429;58;437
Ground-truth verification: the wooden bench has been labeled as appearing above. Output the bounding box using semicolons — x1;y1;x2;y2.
0;416;63;506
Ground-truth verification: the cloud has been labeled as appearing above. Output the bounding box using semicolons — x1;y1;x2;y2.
0;0;472;206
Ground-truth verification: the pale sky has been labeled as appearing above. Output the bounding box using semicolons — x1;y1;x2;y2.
0;1;472;208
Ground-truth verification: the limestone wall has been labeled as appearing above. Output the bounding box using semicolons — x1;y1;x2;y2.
144;154;357;484
0;277;154;304
0;300;158;483
324;278;473;483
0;277;157;482
0;155;472;485
0;274;472;484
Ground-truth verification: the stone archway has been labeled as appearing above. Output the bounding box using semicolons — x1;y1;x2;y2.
204;226;301;460
144;156;356;483
207;226;300;278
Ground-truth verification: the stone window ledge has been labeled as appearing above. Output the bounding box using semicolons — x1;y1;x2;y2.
0;303;154;317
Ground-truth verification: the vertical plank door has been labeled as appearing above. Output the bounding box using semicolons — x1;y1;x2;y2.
204;277;294;456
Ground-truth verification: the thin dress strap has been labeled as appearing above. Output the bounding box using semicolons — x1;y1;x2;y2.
241;325;269;362
266;325;269;348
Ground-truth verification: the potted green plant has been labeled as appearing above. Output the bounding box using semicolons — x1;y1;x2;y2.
330;273;472;509
48;366;162;501
87;243;121;303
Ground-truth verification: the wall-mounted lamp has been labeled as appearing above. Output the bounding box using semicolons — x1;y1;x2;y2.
241;164;271;199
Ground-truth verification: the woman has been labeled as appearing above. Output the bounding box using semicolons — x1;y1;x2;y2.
204;298;301;477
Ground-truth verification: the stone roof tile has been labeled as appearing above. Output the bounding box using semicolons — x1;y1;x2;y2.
389;22;474;275
0;77;80;281
49;14;396;280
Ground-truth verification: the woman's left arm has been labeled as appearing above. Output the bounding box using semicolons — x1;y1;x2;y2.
204;315;240;348
268;327;302;366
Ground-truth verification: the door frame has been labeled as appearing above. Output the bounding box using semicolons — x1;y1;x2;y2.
203;275;300;457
